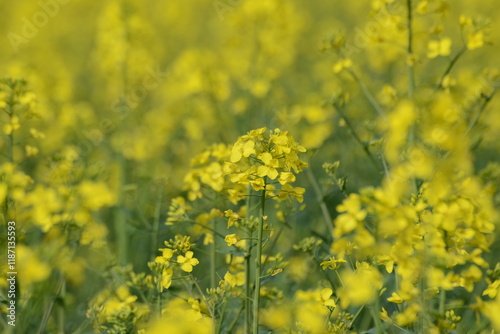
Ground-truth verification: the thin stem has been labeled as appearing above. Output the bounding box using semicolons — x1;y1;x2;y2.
334;270;345;287
185;219;227;239
349;305;365;328
439;289;445;315
210;219;217;289
380;153;390;179
333;104;385;177
435;47;467;90
228;303;245;333
244;251;252;334
252;178;267;334
6;90;15;164
245;186;253;334
151;186;163;257
406;0;418;194
306;168;334;234
347;69;386;118
4;95;15;221
190;274;216;333
371;298;384;334
158;281;162;318
217;299;228;334
57;280;66;334
466;89;497;135
114;155;128;265
37;274;66;334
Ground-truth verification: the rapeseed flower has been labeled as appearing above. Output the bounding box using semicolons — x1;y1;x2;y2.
177;251;200;272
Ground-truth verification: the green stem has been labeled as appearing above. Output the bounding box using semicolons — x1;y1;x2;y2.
114;155;128;265
348;69;386;118
371;298;384;334
436;47;467;90
190;275;216;333
37;274;65;334
406;0;418;195
349;305;365;328
158;281;162;318
417;276;427;333
245;251;252;334
333;104;385;177
245;186;253;334
211;218;217;289
252;178;267;334
57;280;66;334
439;289;445;315
228;303;245;333
185;219;227;239
151;185;163;257
6;90;15;164
466;89;497;135
306;168;334;234
217;299;228;334
4;96;15;221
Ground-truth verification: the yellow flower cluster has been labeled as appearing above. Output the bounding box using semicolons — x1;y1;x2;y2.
184;127;307;204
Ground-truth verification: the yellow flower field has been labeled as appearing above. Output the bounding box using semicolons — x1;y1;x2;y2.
1;0;500;333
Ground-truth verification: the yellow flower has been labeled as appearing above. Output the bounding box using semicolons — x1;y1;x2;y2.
338;263;383;308
257;152;279;179
396;303;420;326
177;251;200;272
467;31;484;50
224;233;240;247
224;209;240;228
459;15;472;27
155;248;174;263
319;288;336;308
187;298;203;320
333;194;367;238
483;294;500;331
460;265;482;292
160;268;173;291
387;292;404;304
16;245;51;288
320;257;347;270
380;307;393;324
25;145;39;157
483;280;500;298
3;116;20;135
278;172;296;185
277;184;306;203
78;181;116;210
230;140;255;163
203;233;214;245
223;271;245;287
250;177;265;191
167;197;190;223
427;38;452;58
332;59;352;73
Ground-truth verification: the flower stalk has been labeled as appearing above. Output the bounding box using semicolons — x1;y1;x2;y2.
252;177;267;334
